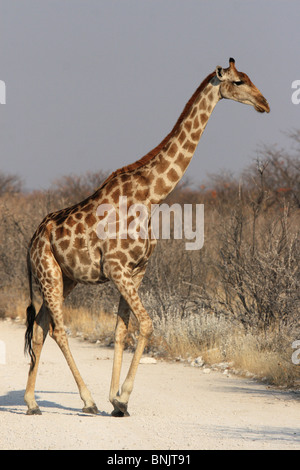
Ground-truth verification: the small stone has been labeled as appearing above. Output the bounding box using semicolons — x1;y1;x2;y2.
245;371;255;378
195;356;204;367
140;357;157;364
213;362;231;370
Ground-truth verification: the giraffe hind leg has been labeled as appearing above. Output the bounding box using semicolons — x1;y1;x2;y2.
25;255;97;415
45;274;98;414
49;321;98;415
24;303;50;415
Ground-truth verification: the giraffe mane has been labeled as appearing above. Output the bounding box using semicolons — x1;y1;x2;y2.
99;71;216;190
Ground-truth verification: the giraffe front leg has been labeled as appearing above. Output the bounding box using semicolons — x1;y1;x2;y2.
110;283;153;416
112;329;151;417
109;297;130;416
107;266;150;417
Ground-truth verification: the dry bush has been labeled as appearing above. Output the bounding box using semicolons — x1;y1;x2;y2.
0;190;64;292
51;170;108;205
200;156;300;332
0;170;23;196
214;205;299;330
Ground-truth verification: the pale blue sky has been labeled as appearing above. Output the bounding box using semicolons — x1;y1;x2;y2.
0;0;299;190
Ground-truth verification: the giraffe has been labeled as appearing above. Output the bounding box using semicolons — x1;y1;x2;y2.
24;58;269;416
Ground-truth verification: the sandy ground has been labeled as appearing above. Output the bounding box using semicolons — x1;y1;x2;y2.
0;319;299;450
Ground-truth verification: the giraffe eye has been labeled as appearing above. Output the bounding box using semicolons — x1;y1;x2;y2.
233;80;244;86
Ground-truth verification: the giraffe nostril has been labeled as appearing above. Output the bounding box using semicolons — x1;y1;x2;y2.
265;101;270;113
262;99;270;113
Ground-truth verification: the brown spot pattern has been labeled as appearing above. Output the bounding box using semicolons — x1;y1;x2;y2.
167;143;178;158
175;153;191;171
167;168;179;182
154;177;171;195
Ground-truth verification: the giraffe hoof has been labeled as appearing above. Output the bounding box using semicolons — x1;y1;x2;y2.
111;399;130;417
82;405;99;415
26;407;42;415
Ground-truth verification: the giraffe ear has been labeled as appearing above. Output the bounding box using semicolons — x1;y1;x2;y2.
216;66;225;81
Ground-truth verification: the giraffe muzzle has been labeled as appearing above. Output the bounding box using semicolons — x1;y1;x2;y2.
254;96;270;113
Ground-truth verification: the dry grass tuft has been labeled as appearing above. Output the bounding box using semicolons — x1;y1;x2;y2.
63;306;116;344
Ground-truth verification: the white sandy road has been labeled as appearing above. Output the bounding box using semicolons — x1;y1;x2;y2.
0;319;299;450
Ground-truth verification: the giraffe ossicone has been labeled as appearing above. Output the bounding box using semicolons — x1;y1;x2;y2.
24;58;269;417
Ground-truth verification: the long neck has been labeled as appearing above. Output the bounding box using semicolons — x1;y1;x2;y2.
141;73;221;204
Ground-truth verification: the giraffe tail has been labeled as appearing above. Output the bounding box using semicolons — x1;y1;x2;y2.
24;248;36;367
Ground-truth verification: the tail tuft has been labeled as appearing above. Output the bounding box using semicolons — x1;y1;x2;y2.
24;302;36;368
25;248;36;369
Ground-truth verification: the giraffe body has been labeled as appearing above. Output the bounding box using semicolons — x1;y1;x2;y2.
24;59;269;416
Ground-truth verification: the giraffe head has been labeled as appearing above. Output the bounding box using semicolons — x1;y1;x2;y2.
215;58;270;113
